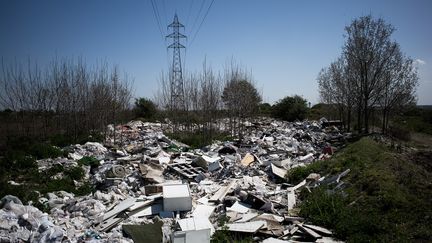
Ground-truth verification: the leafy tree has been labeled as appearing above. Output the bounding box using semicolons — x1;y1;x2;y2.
272;95;309;121
258;102;272;115
222;79;261;118
134;97;157;119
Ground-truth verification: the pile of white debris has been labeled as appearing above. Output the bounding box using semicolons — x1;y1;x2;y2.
0;118;351;243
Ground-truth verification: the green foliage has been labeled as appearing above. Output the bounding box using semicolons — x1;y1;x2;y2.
307;103;337;120
0;144;92;206
29;143;63;159
286;160;327;184
258;102;272;115
297;138;432;241
134;97;157;119
78;156;100;167
272;95;309;121
65;166;85;181
0;127;100;207
10;155;38;170
393;107;432;135
75;182;94;196
222;79;261;118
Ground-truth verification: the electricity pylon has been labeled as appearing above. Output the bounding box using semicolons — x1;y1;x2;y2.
166;14;186;111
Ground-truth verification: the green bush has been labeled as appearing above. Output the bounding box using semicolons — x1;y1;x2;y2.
29;143;63;159
286;160;327;184
75;182;94;196
78;156;100;167
134;97;157;119
65;166;85;181
258;102;272;116
272;95;309;121
12;155;37;170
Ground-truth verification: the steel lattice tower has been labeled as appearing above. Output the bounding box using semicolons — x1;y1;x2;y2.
166;14;186;110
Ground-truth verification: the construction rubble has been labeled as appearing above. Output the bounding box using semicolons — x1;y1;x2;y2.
0;118;351;242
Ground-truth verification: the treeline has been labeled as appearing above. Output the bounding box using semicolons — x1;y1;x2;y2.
318;15;418;133
154;61;262;140
0;58;133;146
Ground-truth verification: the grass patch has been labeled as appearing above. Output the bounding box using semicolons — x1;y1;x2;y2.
297;137;432;242
0;132;101;207
393;108;432;135
0;151;93;208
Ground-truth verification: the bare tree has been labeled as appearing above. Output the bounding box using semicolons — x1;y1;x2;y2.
318;15;418;134
0;57;133;142
222;64;261;137
378;50;418;133
318;58;354;131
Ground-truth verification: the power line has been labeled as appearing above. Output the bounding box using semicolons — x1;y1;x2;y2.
189;0;215;46
188;0;206;38
153;0;165;35
150;0;165;40
161;0;168;28
185;0;194;27
150;0;170;71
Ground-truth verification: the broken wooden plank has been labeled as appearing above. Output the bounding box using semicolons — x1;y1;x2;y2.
304;224;332;236
128;199;155;212
255;213;284;223
297;224;322;239
289;225;299;235
336;169;350;183
235;212;258;223
98;217;124;232
287;188;296;210
131;204;163;218
226;220;266;233
209;179;237;203
102;197;136;221
292;179;306;191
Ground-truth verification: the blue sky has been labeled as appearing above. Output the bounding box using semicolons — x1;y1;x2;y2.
1;0;431;105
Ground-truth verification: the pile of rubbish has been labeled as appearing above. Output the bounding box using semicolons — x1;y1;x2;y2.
0;118;350;242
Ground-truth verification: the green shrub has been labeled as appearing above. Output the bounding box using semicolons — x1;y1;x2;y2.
75;182;94;196
272;95;309;121
29;143;63;159
286;160;327;184
65;166;85;181
134;97;157;119
78;156;100;167
12;155;37;170
300;188;347;228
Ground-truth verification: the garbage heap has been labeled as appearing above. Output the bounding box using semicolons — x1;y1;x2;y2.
0;118;350;243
